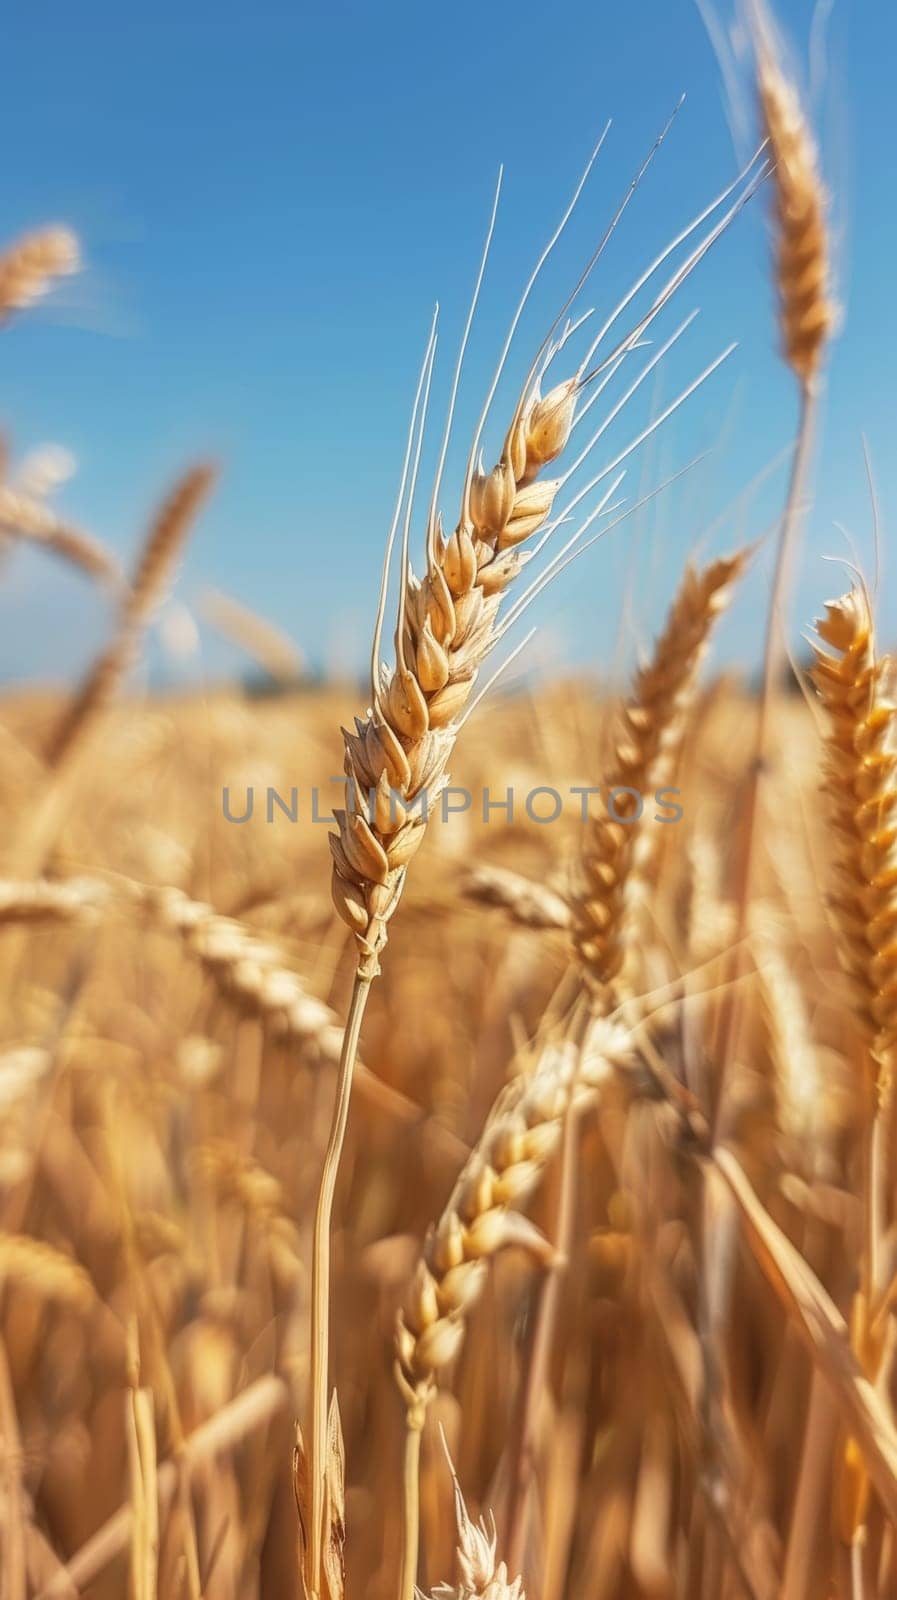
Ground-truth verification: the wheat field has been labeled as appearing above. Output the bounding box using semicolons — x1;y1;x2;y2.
2;7;897;1599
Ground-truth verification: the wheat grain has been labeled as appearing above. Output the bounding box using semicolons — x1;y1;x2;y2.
0;228;79;323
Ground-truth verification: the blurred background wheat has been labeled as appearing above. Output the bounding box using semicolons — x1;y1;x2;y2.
2;3;897;1599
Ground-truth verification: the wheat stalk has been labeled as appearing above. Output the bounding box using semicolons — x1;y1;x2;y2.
0;228;79;324
331;371;582;978
572;550;749;1000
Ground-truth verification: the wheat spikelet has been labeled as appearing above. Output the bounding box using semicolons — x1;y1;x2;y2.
395;1019;630;1399
0;227;79;323
464;865;571;931
756;25;833;386
46;464;216;768
810;587;897;1092
0;484;122;586
0;1235;95;1309
572;549;748;998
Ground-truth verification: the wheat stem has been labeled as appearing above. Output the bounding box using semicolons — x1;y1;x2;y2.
398;1402;425;1600
712;385;818;1135
307;971;372;1600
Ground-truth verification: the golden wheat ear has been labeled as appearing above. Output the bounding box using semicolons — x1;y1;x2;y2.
46;463;216;770
0;227;80;325
752;7;834;388
810;585;897;1092
396;1017;631;1399
572;547;750;1002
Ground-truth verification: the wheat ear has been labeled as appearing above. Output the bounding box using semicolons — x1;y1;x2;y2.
756;25;833;388
464;865;571;931
0;227;79;323
0;1235;96;1310
572;549;748;999
714;16;832;1133
810;585;897;1544
395;1017;629;1401
200;587;303;683
392;1019;627;1600
0;872;443;1132
46;464;216;769
0;876;113;924
0;485;123;587
810;587;897;1087
331;370;582;980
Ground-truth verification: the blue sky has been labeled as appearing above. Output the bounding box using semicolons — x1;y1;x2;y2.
1;0;894;689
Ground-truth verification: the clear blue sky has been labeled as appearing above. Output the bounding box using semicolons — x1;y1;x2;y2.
1;0;894;688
